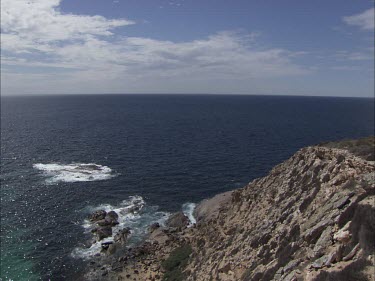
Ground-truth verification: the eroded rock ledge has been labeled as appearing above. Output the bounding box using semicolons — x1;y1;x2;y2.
89;137;375;281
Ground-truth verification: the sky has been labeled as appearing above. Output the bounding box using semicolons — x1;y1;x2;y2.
1;0;374;97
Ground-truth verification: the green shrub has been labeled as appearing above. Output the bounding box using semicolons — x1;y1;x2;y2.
319;136;375;160
163;269;185;281
162;245;192;281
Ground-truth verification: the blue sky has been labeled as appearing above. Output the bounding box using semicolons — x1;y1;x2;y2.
1;0;374;97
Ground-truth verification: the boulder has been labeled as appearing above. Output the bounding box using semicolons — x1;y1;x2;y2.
283;259;301;274
101;211;119;226
283;271;298;281
313;226;333;258
342;243;360;261
89;210;107;222
166;212;189;229
149;228;170;245
106;211;119;221
107;243;117;255
93;211;119;227
114;227;131;245
311;255;329;269
333;221;351;244
149;222;160;233
304;218;332;243
96;226;112;241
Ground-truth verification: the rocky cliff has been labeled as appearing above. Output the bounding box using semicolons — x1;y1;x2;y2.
95;137;375;281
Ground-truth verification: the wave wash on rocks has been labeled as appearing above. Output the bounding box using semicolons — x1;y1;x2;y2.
89;137;375;281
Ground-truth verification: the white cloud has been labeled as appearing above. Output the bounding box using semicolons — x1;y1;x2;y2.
335;49;374;61
1;0;309;95
1;0;133;53
343;8;374;30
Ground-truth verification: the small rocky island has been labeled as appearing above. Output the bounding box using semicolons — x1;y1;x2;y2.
88;209;131;253
84;137;374;281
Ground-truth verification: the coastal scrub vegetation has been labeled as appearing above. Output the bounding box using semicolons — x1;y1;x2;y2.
162;244;192;281
319;136;375;160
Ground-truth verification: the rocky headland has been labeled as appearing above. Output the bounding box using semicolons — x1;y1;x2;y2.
85;137;374;281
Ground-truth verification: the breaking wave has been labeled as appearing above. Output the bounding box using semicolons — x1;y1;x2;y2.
182;202;196;226
33;163;115;183
72;196;170;259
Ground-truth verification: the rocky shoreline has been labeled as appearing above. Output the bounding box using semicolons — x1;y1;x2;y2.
83;137;374;281
82;209;194;280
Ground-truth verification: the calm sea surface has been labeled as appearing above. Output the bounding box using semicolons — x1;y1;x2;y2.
1;94;374;280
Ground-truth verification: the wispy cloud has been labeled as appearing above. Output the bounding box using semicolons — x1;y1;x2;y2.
2;32;309;94
343;8;374;30
1;0;310;95
3;30;308;75
1;0;134;53
335;48;374;61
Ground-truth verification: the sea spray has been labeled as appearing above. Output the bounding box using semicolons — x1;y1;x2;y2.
33;163;115;183
182;202;196;226
72;196;169;259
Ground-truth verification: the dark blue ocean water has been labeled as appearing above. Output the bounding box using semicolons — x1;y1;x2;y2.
1;94;374;280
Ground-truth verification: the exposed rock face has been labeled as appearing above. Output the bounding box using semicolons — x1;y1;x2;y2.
96;226;113;241
166;212;190;229
89;210;107;222
184;141;374;281
88;210;120;242
114;228;131;245
106;211;119;223
149;222;160;233
92;137;375;281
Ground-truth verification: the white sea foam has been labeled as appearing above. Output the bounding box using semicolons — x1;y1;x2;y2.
33;163;114;183
182;202;196;226
72;196;170;259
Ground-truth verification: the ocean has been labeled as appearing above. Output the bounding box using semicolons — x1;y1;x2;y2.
1;94;374;280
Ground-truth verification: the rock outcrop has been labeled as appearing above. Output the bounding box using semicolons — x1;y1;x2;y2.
166;212;190;229
184;140;374;281
89;210;120;242
93;137;375;281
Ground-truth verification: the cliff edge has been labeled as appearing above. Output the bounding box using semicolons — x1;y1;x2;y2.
98;137;375;281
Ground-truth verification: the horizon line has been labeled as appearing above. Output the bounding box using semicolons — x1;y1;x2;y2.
1;92;374;99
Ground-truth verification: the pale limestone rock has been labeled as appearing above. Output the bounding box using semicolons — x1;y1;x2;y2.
97;139;375;281
333;221;352;244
